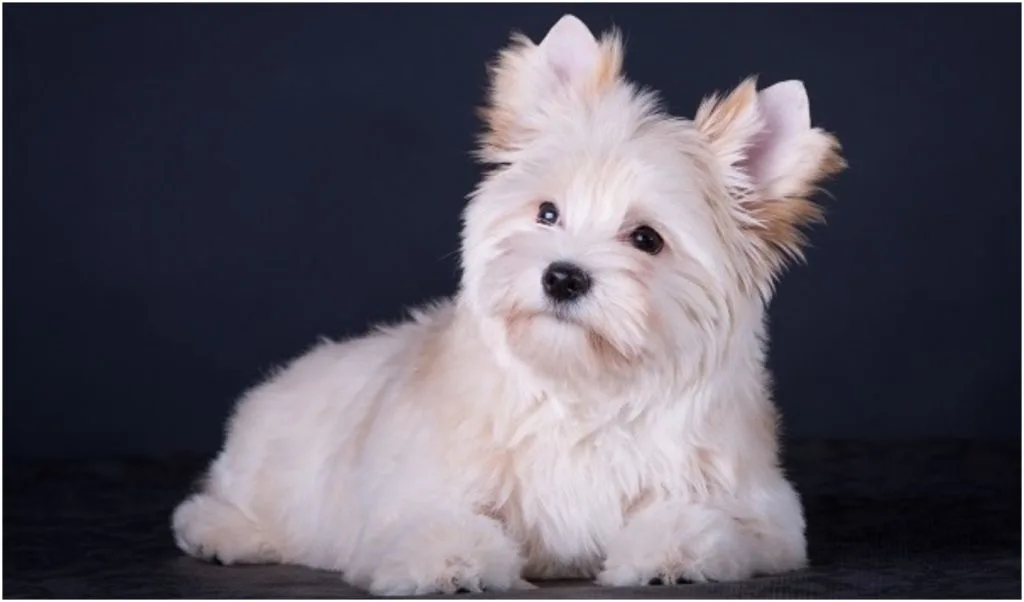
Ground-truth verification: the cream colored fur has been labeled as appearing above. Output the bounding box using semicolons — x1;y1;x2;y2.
171;15;844;596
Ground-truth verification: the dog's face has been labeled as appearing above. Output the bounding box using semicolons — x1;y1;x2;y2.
459;16;844;383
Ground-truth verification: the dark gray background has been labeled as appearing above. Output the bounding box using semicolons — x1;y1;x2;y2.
5;4;1020;456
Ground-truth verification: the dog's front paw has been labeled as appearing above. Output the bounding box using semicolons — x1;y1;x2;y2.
596;503;758;587
368;554;535;597
596;551;749;588
358;513;534;597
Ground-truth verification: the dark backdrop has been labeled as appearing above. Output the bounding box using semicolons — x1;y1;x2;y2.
4;4;1020;456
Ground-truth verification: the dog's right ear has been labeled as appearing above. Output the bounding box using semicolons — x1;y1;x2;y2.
477;15;624;164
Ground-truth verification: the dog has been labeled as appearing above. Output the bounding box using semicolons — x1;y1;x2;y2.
171;14;845;596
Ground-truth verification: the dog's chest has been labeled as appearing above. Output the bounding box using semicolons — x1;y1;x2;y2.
489;424;657;577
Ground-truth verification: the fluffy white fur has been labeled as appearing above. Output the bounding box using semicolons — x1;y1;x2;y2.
172;15;845;596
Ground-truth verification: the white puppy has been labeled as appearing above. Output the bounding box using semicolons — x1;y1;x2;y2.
172;14;845;596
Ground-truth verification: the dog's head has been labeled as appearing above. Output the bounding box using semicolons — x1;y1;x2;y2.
459;15;844;383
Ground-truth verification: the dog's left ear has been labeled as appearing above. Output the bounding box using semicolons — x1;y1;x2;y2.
478;15;624;163
695;78;846;270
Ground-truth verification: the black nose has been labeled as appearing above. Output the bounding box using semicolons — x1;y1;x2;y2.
542;261;592;303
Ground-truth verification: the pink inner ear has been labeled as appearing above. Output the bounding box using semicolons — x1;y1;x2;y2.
741;125;773;187
741;82;811;189
743;115;787;187
539;15;600;87
545;41;598;86
548;55;577;85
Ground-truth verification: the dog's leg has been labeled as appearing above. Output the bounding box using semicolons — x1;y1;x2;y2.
596;479;807;586
344;509;534;597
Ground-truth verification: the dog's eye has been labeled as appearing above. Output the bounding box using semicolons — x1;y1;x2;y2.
630;225;664;255
536;202;559;226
